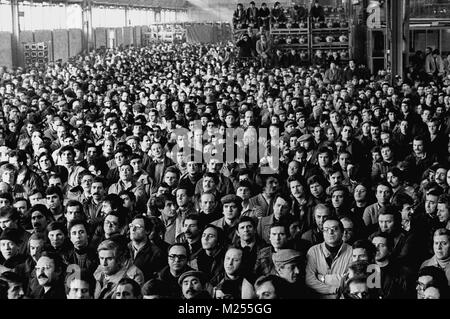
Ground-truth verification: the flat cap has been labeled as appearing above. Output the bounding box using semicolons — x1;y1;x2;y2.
221;194;243;206
297;134;313;143
178;270;207;286
272;249;302;268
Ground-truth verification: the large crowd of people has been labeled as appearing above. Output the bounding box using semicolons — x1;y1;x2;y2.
0;31;450;300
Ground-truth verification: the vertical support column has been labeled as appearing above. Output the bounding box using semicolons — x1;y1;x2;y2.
390;0;408;82
82;0;94;52
11;0;20;67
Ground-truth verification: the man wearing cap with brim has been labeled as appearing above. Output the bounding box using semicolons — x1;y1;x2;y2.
272;248;313;298
179;270;211;299
212;194;243;243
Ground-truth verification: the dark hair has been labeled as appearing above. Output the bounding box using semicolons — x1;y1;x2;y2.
116;278;142;298
0;206;19;221
39;250;66;273
131;214;153;233
47;221;67;236
167;242;190;259
236;215;257;228
142;279;171;298
254;274;288;299
67;219;89;234
45;186;64;200
352;239;376;262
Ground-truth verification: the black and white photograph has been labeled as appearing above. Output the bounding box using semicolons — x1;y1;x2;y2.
0;0;449;306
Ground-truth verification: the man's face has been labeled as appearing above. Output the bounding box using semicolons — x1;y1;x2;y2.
318;153;330;167
119;165;133;181
176;189;189;207
224;248;242;276
182;276;203;299
278;262;300;284
352;248;369;262
60;150;74;165
0;215;16;230
314;208;330;231
416;275;433;299
437;203;450;223
99;249;120;276
323;220;343;246
376;185;391;205
104;214;120;236
202;176;216;192
265;177;279;195
46;193;62;211
223;202;240;221
237;221;255;242
433;234;450;260
67;279;91;299
66;205;82;223
151;143;162;158
168;245;188;272
48;229;65;249
256;281;277;299
164;172;178;187
372;237;390;262
269;226;287;249
36;256;59;287
379;214;395;234
182;218;199;240
201;227;218;250
413;139;424;154
0;239;18;260
70;224;88;250
48;177;63;190
425;194;439;216
331;190;345;208
91;182;105;200
115;284;137;299
162;200;177;219
381;147;393;161
31;211;47;232
129;218;147;242
200;194;216;214
435;168;447;186
273;197;289;219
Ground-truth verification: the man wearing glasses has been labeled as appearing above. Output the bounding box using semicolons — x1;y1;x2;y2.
305;218;353;299
127;214;166;281
157;243;193;298
29;251;66;299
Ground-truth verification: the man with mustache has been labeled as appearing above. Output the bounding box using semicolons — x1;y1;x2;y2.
29;251;67;299
29;204;52;237
179;270;210;299
83;177;106;223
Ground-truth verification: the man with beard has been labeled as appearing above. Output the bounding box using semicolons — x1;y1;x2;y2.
158;243;193;298
249;175;280;217
306;218;353;299
179;270;211;299
29;251;67;299
127;214;166;281
213;247;255;299
421;228;450;286
0;271;26;299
